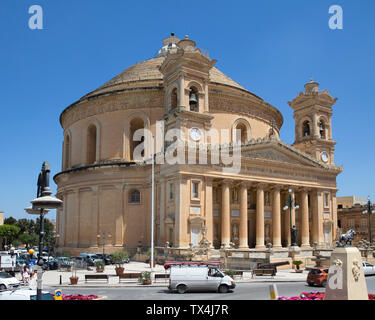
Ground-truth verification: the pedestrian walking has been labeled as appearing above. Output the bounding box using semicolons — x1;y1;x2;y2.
22;266;30;285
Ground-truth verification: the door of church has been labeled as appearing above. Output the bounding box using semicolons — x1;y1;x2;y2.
191;228;199;248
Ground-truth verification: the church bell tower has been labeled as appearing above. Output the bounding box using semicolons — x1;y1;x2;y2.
288;80;338;165
159;34;216;145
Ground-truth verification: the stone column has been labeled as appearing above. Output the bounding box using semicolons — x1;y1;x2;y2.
332;191;338;242
313;113;319;138
311;189;324;246
300;189;310;248
272;186;282;248
205;177;214;247
255;184;266;249
175;176;189;248
74;189;80;248
179;76;185;109
159;180;166;245
281;190;290;247
290;189;296;229
239;182;249;249
221;180;231;248
115;185;124;247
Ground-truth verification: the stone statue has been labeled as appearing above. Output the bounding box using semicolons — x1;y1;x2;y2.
37;161;51;197
337;229;356;247
291;225;297;246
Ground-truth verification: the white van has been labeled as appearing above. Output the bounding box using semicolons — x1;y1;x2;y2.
168;264;235;293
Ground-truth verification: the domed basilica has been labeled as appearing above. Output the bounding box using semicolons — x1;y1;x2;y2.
54;34;342;255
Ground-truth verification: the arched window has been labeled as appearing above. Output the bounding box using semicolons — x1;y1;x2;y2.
129;189;141;204
189;87;199;112
170;88;178;111
319;120;326;139
130;118;145;161
87;124;97;165
302;121;310;137
235;122;247;143
232;119;251;144
63;135;70;170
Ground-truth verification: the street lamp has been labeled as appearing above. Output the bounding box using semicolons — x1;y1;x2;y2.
25;162;63;301
283;188;299;247
363;196;375;246
97;232;112;256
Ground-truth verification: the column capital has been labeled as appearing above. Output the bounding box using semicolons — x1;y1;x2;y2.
270;184;282;191
220;178;233;186
255;182;267;190
295;186;311;193
239;180;252;188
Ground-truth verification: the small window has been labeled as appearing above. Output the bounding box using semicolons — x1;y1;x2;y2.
129;190;141;204
170;88;178;110
192;182;199;199
169;183;174;200
324;193;329;208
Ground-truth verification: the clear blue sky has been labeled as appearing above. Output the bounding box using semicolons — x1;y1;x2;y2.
0;0;374;220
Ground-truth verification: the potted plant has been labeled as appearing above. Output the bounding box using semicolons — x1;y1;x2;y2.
293;260;303;273
70;265;79;285
146;248;157;267
224;269;236;277
187;253;195;261
138;271;152;285
111;250;129;276
95;260;105;273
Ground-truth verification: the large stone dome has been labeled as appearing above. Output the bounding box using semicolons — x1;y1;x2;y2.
73;35;263;105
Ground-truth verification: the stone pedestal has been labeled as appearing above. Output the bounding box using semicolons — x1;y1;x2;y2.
325;247;368;300
288;246;301;259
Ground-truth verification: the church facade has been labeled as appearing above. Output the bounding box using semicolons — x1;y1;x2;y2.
54;34;342;254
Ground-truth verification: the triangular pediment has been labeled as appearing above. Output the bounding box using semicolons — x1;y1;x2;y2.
240;138;328;169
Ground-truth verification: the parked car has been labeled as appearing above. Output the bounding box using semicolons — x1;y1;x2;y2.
56;257;74;269
0;288;53;300
80;254;103;266
41;252;54;261
42;258;58;271
0;271;20;291
95;254;113;265
168;264;235;293
306;267;329;287
362;261;375;276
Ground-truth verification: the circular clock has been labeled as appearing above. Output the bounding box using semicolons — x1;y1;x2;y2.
189;128;201;141
321;151;329;163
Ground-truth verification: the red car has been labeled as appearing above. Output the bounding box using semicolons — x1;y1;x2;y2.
306;267;329;287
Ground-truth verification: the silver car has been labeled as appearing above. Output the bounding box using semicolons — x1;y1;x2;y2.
362;262;375;276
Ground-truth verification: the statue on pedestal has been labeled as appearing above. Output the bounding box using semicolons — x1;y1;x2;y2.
337;229;356;247
291;225;297;247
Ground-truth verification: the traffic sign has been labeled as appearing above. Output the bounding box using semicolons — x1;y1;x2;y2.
54;289;62;300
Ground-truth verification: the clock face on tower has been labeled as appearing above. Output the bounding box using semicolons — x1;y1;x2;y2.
189;128;201;141
321;151;329;163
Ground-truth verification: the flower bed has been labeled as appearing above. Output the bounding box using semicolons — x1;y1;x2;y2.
52;294;99;300
278;292;375;300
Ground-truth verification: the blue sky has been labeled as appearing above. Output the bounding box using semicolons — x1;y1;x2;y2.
0;0;374;220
